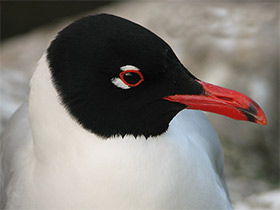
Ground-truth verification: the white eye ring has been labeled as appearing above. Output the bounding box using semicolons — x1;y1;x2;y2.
120;65;140;71
111;65;142;89
111;77;131;89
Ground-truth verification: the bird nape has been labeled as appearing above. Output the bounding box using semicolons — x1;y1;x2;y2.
1;13;267;209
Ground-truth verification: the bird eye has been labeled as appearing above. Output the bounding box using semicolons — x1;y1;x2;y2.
111;66;144;89
119;70;144;87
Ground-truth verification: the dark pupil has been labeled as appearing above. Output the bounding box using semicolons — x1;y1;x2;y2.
123;72;140;84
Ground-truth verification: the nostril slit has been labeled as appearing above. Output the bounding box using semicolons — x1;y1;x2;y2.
217;96;233;101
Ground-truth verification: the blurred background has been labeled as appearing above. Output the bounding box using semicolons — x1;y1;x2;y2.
1;0;279;208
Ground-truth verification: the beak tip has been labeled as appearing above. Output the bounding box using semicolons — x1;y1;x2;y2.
245;103;267;126
257;115;267;126
254;104;267;126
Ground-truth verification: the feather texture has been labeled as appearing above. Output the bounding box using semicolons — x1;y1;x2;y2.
0;55;231;209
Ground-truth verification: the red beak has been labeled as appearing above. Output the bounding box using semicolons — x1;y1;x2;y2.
164;80;267;125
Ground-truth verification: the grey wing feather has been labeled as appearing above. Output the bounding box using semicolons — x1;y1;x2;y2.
0;103;32;208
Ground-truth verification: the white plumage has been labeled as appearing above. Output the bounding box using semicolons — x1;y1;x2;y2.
0;54;232;209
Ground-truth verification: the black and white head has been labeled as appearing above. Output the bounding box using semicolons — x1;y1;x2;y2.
46;14;266;139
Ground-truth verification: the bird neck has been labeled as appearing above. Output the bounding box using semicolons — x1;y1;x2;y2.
29;54;100;163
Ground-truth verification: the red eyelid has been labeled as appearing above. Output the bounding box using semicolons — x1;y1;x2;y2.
119;70;144;87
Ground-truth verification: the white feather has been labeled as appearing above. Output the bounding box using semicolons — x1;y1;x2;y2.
120;65;140;71
111;77;131;89
0;54;232;209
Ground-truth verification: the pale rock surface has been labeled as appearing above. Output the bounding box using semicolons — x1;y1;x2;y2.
235;190;280;210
